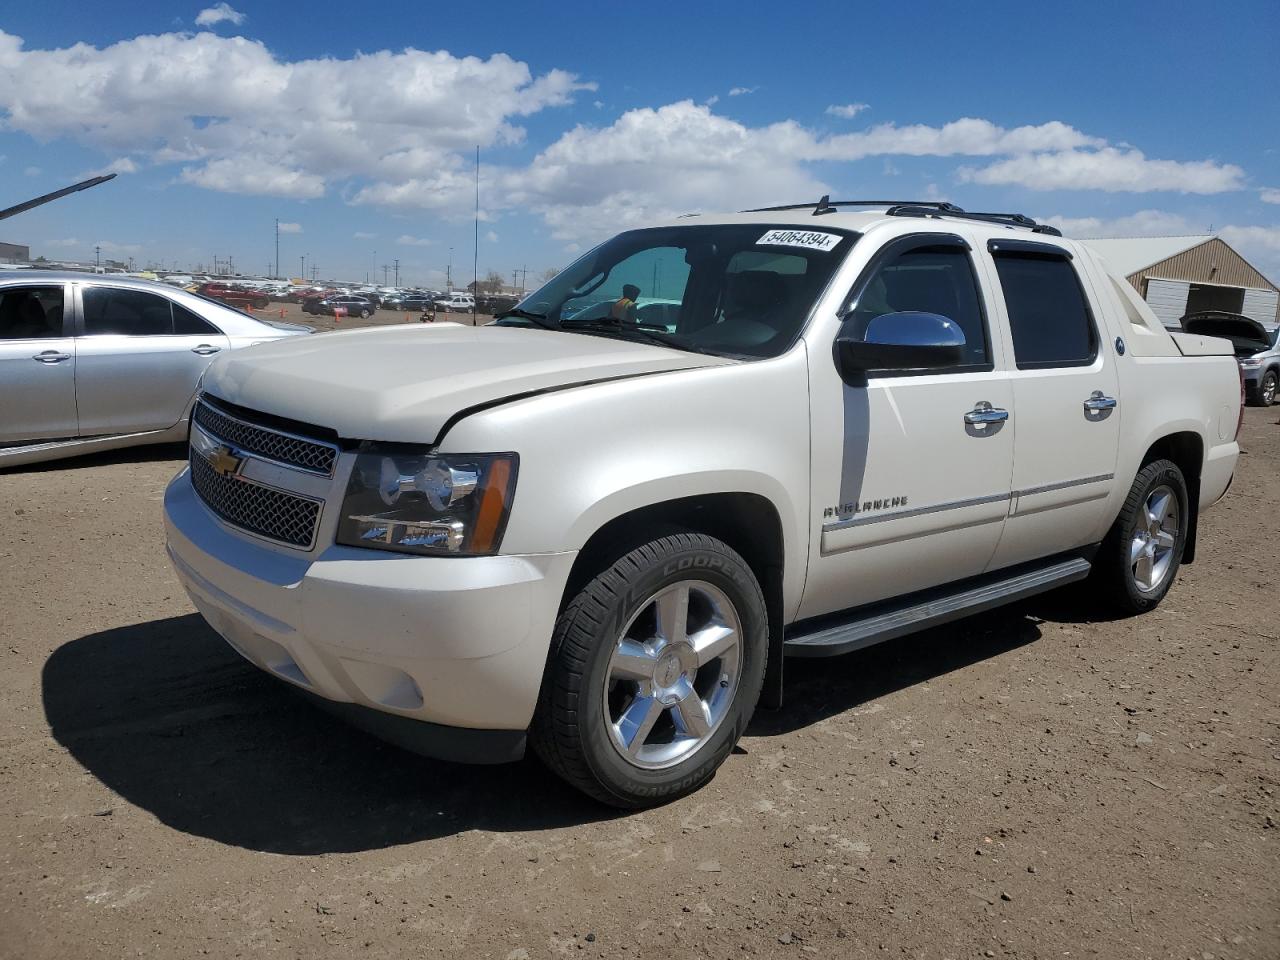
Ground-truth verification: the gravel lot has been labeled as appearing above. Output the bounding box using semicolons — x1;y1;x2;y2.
1;380;1276;958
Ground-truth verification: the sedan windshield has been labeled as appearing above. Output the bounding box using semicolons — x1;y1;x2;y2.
497;224;858;359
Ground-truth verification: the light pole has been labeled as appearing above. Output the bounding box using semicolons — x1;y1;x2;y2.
447;247;453;291
393;259;399;286
300;255;305;281
95;245;101;269
274;218;279;279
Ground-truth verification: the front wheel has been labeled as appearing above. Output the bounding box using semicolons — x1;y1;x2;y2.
359;308;371;319
1093;458;1189;614
531;533;767;807
1260;370;1277;407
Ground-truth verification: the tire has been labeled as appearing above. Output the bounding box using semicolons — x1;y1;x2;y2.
359;309;371;319
1260;370;1277;407
531;533;767;808
1094;459;1189;615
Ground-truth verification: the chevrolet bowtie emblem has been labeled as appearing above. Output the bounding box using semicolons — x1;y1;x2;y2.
207;444;244;477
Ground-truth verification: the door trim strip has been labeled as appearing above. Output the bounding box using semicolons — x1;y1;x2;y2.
821;473;1116;532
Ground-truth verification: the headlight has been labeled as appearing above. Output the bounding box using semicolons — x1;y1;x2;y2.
336;448;517;556
1238;357;1263;368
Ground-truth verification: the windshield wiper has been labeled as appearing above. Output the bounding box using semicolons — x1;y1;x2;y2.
495;308;558;329
559;320;715;356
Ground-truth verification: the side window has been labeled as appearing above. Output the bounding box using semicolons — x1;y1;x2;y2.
172;302;218;335
847;245;991;369
0;286;65;340
83;287;175;336
993;254;1097;368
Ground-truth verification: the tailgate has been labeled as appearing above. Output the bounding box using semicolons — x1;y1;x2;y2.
1170;331;1235;357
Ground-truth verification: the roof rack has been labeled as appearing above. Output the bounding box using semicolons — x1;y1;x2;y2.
743;195;1062;236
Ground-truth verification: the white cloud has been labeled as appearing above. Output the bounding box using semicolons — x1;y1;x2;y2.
1039;209;1202;237
727;86;758;97
958;147;1245;194
396;234;434;246
0;29;593;203
1218;224;1280;265
485;230;499;243
1261;188;1280;205
825;103;869;119
82;157;138;177
195;3;246;27
180;156;324;199
353;231;377;240
277;221;302;234
23;165;39;176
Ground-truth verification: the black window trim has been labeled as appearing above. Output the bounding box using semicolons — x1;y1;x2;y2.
0;282;73;340
838;231;995;379
75;282;220;338
989;247;1100;371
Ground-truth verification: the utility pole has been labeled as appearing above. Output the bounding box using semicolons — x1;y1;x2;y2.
274;218;280;279
382;264;389;285
95;245;101;269
311;264;317;282
446;247;453;291
300;254;305;280
393;259;399;286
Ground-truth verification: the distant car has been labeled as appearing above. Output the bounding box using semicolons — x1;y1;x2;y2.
199;282;270;310
0;272;311;467
382;294;435;312
433;292;476;313
1179;311;1280;406
302;295;377;319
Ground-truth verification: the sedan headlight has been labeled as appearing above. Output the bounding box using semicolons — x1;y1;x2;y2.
1238;357;1263;368
337;448;517;556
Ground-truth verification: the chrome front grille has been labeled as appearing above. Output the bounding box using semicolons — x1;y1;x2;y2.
189;453;321;549
194;398;337;476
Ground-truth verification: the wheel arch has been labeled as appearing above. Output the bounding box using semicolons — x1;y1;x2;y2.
562;491;790;710
1139;430;1204;563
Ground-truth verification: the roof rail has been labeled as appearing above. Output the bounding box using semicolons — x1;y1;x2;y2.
743;196;963;216
742;195;1061;235
884;204;1062;236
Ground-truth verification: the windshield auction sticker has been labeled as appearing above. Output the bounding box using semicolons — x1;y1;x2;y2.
756;229;843;252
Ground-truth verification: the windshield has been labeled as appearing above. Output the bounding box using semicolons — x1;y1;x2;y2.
499;223;858;358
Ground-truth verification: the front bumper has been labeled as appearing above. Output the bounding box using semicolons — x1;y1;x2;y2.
163;467;576;759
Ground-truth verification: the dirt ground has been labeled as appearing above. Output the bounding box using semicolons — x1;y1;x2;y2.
1;398;1277;959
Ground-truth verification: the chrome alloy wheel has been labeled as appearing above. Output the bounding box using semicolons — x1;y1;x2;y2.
1263;373;1277;405
603;580;742;770
1130;484;1179;593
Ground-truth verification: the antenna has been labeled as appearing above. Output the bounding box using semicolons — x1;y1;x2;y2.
0;173;117;223
473;145;480;324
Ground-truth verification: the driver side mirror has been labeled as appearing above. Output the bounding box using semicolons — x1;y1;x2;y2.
834;311;966;386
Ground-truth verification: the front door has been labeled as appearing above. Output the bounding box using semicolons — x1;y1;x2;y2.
980;241;1122;570
800;232;1016;620
0;283;78;443
73;284;229;435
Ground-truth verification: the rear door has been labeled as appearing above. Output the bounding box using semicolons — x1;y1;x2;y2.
0;283;78;443
73;284;230;435
981;240;1122;570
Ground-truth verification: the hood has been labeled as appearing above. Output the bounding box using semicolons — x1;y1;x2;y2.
1180;311;1274;355
201;321;730;444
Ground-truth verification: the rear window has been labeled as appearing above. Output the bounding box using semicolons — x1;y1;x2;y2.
994;254;1097;369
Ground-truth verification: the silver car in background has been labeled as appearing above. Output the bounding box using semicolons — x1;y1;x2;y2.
0;272;311;468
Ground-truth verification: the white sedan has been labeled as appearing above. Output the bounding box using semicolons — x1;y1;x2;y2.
0;272;310;468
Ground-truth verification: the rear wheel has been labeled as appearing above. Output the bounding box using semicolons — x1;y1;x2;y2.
359;308;371;319
1094;459;1188;614
531;533;767;807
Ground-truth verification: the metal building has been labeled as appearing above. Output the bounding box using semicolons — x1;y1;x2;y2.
0;241;30;263
1083;235;1280;330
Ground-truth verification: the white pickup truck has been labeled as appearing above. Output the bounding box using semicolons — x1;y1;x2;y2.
163;200;1241;807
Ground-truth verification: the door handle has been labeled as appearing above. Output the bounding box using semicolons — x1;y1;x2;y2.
964;401;1010;426
191;344;222;356
32;350;71;363
1083;391;1118;413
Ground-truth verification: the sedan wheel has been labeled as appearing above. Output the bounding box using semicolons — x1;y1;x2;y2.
1262;371;1277;406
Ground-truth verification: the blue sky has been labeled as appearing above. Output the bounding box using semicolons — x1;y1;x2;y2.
1;0;1277;286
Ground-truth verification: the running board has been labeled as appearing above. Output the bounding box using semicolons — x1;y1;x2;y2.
783;557;1092;658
